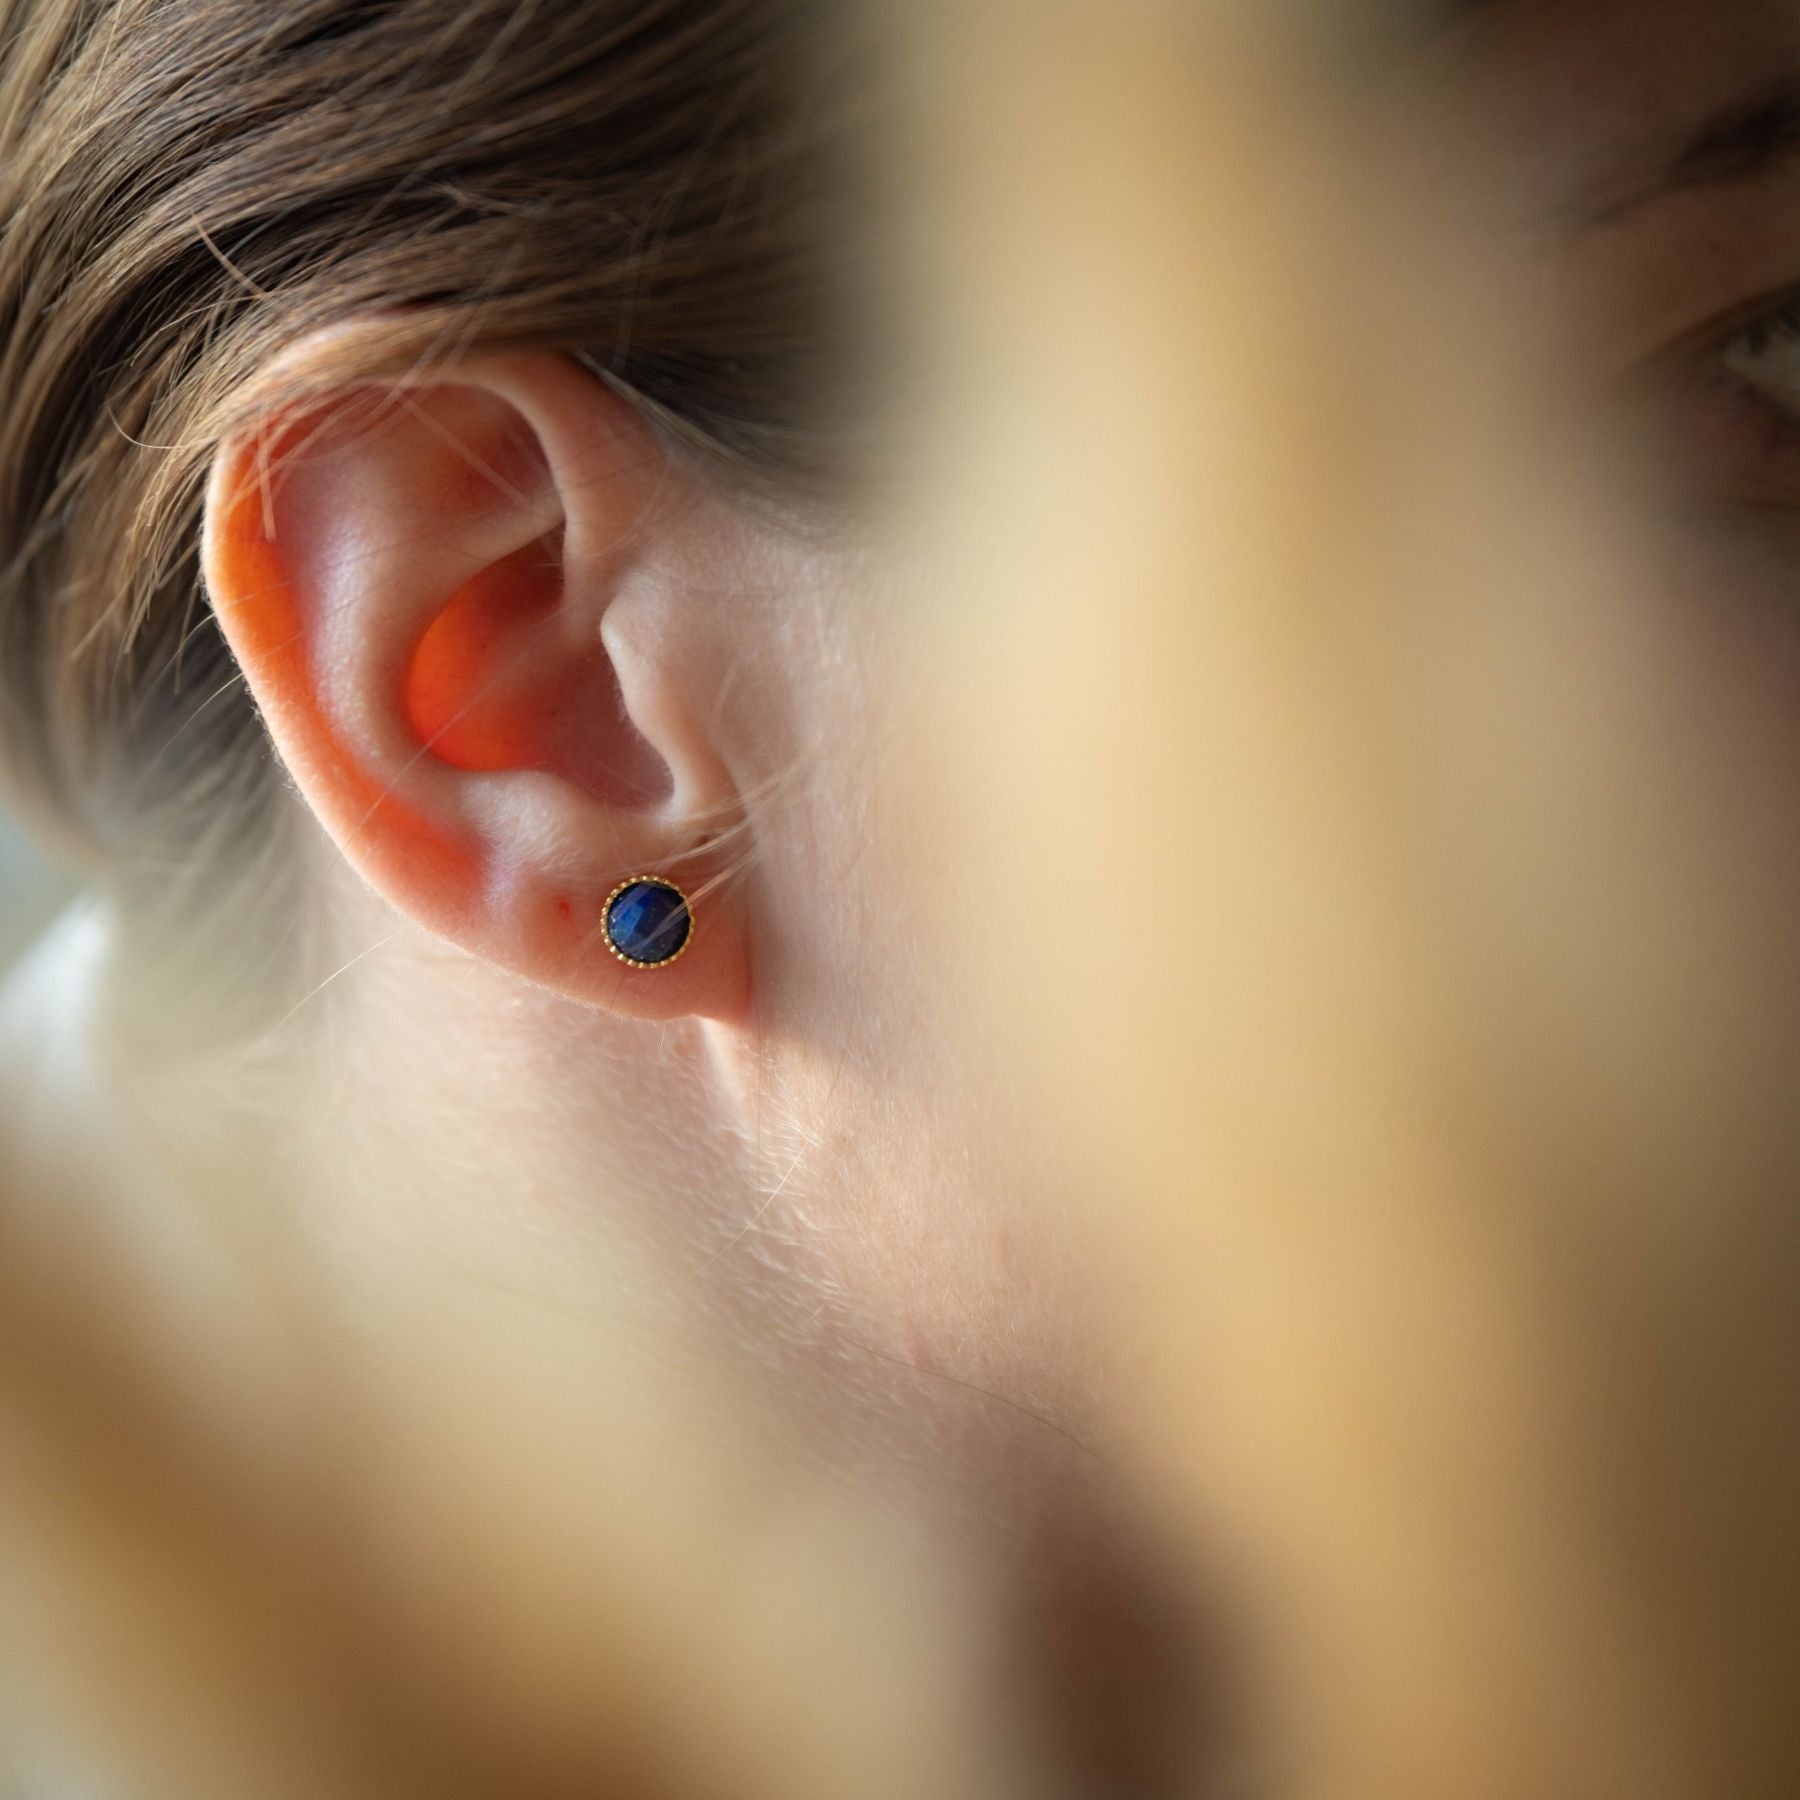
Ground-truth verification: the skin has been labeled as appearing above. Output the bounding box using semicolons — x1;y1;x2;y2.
930;3;1800;1792
3;2;1799;1794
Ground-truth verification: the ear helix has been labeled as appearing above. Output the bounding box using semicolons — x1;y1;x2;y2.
602;876;695;969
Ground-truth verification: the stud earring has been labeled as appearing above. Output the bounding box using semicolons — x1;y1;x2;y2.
603;875;695;969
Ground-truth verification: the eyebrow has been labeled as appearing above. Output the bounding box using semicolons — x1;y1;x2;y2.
1582;74;1800;227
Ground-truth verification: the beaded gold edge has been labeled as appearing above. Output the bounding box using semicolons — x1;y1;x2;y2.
602;875;696;970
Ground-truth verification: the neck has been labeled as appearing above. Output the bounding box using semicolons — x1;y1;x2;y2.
0;888;1207;1799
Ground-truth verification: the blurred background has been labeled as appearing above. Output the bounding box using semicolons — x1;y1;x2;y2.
0;815;73;973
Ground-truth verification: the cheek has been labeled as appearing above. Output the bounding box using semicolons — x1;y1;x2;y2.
1648;520;1800;997
1643;507;1800;820
1412;510;1800;1230
759;574;970;1048
712;574;945;1151
724;581;1083;1356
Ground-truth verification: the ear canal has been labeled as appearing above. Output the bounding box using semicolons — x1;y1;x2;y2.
405;537;566;774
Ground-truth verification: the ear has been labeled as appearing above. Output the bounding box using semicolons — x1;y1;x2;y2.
200;339;750;1024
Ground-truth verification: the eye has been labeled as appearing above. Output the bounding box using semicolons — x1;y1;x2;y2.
1664;289;1800;511
1722;298;1800;430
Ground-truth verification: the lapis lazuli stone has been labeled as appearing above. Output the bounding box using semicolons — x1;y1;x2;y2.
606;879;692;966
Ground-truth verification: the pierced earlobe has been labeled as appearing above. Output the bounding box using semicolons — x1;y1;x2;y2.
603;876;695;969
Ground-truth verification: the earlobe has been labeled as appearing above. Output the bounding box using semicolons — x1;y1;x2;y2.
201;343;750;1025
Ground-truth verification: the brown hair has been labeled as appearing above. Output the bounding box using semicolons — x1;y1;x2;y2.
0;0;840;969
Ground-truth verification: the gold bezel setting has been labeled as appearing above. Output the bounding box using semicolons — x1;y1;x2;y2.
602;875;696;969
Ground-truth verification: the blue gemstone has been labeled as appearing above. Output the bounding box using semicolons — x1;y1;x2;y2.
606;880;692;966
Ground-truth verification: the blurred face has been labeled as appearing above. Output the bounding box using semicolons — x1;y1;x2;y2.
619;10;1800;1779
757;0;1800;1446
866;0;1800;1790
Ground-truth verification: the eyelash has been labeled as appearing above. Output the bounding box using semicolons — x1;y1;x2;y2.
1731;296;1800;352
1629;286;1800;512
1720;291;1800;420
